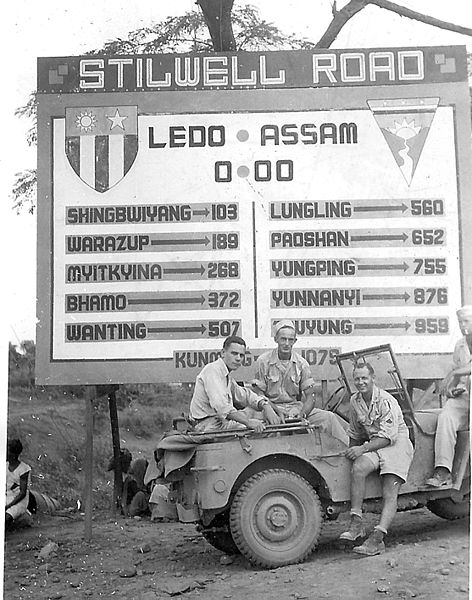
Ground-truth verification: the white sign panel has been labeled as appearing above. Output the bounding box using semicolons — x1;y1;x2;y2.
36;47;472;384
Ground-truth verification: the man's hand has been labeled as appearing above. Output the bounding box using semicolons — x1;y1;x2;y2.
438;371;459;397
248;418;265;432
344;445;365;461
262;404;282;425
271;405;290;422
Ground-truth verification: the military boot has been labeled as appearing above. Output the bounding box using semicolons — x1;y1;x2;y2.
353;528;385;556
339;514;365;541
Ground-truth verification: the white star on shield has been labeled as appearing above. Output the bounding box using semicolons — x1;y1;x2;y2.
106;109;128;130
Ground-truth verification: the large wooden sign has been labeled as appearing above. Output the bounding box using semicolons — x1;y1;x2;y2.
36;46;472;384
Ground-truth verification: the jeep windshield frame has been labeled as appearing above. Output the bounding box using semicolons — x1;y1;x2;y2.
335;344;415;423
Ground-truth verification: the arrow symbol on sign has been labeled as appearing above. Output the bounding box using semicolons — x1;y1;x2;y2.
355;321;411;331
151;237;210;246
351;233;408;242
128;296;206;306
362;292;410;302
358;262;409;272
148;324;207;334
353;203;408;213
163;265;206;275
192;208;210;217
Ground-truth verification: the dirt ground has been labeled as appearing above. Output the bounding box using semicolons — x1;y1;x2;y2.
3;506;469;600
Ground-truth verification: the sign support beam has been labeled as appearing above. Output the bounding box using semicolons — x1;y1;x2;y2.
83;386;94;541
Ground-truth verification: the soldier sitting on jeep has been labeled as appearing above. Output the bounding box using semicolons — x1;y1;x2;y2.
189;335;281;432
339;361;414;556
426;305;471;488
252;319;348;445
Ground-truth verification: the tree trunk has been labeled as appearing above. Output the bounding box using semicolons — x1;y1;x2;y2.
197;0;236;51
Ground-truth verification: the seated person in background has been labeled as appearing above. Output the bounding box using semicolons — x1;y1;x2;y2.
6;439;32;530
189;335;280;432
252;320;348;445
123;457;150;517
107;449;150;517
339;361;413;556
426;305;471;488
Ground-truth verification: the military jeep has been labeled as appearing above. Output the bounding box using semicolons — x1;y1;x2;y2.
160;344;469;568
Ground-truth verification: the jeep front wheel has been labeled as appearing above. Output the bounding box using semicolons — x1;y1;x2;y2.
229;469;322;568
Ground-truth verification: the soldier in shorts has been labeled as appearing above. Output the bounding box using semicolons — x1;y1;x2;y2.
339;361;414;555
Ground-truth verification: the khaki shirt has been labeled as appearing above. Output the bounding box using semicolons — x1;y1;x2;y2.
453;336;471;391
190;358;261;420
347;385;409;444
252;349;315;406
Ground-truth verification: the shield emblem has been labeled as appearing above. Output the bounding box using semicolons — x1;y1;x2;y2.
367;98;439;186
65;106;138;192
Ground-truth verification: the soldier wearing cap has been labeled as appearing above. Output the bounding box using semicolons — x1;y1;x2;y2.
252;320;348;444
426;305;471;487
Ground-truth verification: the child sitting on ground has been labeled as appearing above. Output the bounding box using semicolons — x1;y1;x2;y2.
6;439;32;530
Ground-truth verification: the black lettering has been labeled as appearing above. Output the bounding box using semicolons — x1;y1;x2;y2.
148;126;166;148
261;125;279;146
170;126;186;147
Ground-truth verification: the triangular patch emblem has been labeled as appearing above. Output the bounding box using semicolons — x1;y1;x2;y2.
367;98;439;186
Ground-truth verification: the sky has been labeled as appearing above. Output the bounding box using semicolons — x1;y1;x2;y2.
2;0;472;346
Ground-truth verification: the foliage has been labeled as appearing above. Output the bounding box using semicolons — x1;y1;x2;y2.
9;341;86;399
117;382;193;408
12;169;37;214
7;416;113;508
8;341;35;389
13;91;38;213
92;5;314;55
8;342;191;508
12;4;314;213
14;91;37;146
120;405;176;439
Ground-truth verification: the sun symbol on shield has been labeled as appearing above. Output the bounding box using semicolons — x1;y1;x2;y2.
387;118;421;140
386;118;423;185
75;110;97;133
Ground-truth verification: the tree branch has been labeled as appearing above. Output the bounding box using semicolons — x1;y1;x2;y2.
369;0;472;37
316;0;472;49
315;0;367;48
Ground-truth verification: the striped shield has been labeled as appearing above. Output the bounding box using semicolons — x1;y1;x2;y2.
65;106;138;192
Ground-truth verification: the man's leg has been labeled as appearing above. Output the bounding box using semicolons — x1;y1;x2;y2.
378;474;403;532
427;398;469;485
350;455;378;514
339;454;377;541
353;473;402;556
307;409;349;445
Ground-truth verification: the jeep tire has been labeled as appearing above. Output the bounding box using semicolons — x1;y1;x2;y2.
229;468;322;568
